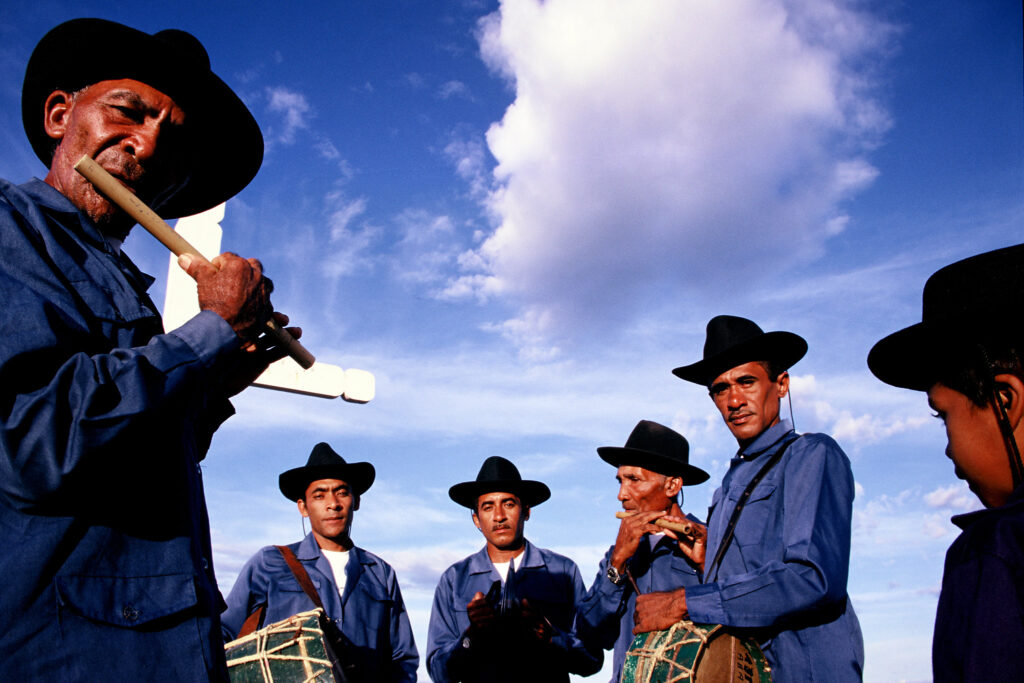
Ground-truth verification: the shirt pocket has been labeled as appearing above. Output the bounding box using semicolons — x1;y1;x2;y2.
727;482;778;548
57;573;197;627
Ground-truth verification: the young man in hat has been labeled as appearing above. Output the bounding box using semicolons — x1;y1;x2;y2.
426;456;602;682
577;420;709;683
222;443;419;682
631;316;863;682
0;19;299;680
868;243;1024;682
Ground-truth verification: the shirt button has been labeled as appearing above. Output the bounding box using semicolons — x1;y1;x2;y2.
122;605;140;621
202;557;209;570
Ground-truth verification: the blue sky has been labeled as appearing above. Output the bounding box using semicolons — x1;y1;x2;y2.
1;1;1021;680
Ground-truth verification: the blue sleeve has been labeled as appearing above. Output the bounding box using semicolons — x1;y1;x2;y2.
576;546;629;651
385;568;420;683
549;560;603;676
686;435;855;627
426;569;464;683
220;549;272;641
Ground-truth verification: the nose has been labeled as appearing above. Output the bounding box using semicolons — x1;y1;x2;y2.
121;121;161;163
617;483;628;502
726;385;745;409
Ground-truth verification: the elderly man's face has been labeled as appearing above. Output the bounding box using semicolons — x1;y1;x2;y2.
43;78;188;236
616;465;680;513
709;361;788;447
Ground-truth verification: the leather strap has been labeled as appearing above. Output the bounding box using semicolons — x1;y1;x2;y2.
275;544;325;610
237;605;265;638
706;434;799;582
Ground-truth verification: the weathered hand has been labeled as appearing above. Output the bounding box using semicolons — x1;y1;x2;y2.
633;589;688;634
222;312;302;397
179;252;273;341
610;509;665;572
665;514;707;570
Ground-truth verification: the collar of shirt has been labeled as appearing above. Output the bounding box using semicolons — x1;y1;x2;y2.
467;539;543;575
734;418;795;462
951;481;1024;531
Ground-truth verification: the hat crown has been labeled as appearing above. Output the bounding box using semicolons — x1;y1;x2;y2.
306;442;348;468
623;420;689;462
154;29;211;69
704;315;765;358
921;244;1024;331
475;456;523;485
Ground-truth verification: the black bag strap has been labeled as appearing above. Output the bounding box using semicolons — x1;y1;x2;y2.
706;434;799;582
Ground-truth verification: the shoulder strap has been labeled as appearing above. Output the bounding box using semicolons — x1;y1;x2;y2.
276;544;325;610
706;434;799;582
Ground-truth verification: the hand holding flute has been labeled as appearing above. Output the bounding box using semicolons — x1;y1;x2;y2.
613;509;708;572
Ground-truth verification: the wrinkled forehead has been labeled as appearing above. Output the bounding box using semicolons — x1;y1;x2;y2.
615;464;664;481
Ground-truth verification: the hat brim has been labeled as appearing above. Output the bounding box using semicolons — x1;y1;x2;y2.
279;462;376;502
22;18;262;219
868;321;969;392
597;446;710;485
672;331;807;386
449;480;551;510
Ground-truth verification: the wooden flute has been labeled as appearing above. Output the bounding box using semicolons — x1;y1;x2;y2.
74;155;315;369
615;511;694;536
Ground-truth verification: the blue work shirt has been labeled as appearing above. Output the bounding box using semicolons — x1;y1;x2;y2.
426;540;602;682
222;532;419;682
0;179;243;681
933;484;1024;681
685;419;864;682
578;532;703;683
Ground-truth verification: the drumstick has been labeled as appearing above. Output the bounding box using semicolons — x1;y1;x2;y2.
74;155;315;369
615;511;694;536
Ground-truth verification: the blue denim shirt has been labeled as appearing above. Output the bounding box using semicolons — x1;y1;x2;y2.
933;484;1024;681
685;419;864;682
221;533;419;682
577;533;703;682
0;179;242;681
426;540;602;682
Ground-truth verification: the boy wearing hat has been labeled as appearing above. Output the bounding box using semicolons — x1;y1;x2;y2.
632;316;863;682
221;443;419;682
0;19;297;680
868;243;1024;681
426;456;602;682
577;420;709;683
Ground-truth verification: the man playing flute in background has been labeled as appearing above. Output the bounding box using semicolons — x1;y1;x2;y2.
577;420;709;682
0;19;300;680
633;316;863;681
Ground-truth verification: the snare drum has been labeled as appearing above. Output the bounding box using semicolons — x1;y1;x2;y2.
621;621;771;683
225;608;343;682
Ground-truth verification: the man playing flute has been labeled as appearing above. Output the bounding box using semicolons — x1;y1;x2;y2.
222;443;419;682
0;18;299;680
427;456;602;682
577;420;710;682
631;316;864;681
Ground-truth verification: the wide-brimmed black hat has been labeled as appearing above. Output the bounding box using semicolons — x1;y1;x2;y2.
22;18;263;219
673;315;807;387
868;243;1024;391
279;443;376;501
597;420;709;484
449;456;551;510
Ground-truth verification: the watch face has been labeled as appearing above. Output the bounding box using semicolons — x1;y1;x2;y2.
462;637;472;649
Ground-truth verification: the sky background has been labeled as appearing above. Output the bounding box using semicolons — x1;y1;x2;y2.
1;1;1021;681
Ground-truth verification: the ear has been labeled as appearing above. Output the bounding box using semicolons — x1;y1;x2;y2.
43;90;75;141
776;370;790;398
297;499;309;518
664;476;683;497
523;505;531;522
993;374;1024;431
472;510;482;532
353;493;360;511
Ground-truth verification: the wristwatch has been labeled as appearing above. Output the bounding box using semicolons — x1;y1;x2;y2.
606;564;626;586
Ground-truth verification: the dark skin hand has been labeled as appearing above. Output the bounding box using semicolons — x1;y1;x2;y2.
633;589;689;634
519;598;553;644
610;509;668;572
466;591;497;634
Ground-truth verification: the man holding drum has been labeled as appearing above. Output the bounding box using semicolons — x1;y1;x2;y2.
0;19;299;680
427;456;602;682
222;443;419;682
868;244;1024;681
631;316;863;681
577;420;709;682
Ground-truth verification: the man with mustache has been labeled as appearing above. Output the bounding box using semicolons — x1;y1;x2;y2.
427;456;602;682
868;244;1024;682
629;316;863;682
0;19;299;680
222;443;419;682
576;420;709;683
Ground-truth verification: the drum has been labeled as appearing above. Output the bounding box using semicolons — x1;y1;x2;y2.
621;621;771;683
225;608;343;682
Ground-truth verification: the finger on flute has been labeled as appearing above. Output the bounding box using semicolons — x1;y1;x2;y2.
73;155;315;368
615;511;693;535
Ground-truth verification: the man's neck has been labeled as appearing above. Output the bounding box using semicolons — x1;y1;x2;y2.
313;532;353;553
486;540;525;564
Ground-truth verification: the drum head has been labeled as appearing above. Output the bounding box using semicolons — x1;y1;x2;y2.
622;621;771;683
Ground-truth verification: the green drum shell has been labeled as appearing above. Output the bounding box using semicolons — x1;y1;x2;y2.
225;608;341;682
621;621;771;683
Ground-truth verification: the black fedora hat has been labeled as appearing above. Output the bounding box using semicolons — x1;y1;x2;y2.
449;456;551;510
279;443;376;501
868;243;1024;391
673;315;807;387
597;420;709;484
22;18;263;219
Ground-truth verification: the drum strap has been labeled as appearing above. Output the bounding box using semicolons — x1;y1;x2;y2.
236;545;325;638
705;434;799;583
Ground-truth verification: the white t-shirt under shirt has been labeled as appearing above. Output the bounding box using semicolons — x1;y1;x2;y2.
320;547;350;597
491;551;524;582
